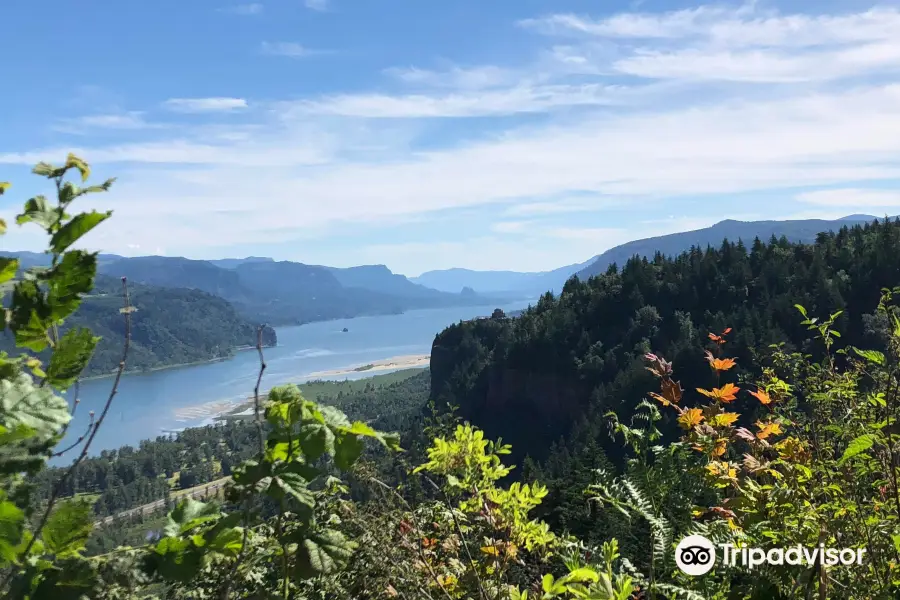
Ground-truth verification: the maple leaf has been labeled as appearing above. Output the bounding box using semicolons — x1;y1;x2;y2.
713;439;728;456
697;382;741;403
648;392;671;407
678;408;704;430
706;353;737;372
755;421;783;440
748;388;772;405
722;327;732;335
711;412;739;427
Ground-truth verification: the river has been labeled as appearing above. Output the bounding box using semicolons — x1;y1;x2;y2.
51;301;531;465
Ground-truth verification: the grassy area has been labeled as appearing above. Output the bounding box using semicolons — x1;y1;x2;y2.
299;368;423;399
170;475;231;500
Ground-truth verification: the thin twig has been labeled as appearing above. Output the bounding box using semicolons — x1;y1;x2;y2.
5;277;131;587
368;476;452;600
59;379;81;438
52;411;94;458
219;325;268;600
423;475;490;600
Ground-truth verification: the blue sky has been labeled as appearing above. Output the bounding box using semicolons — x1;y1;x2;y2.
2;0;900;276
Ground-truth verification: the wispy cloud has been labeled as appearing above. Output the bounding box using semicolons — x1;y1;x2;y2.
219;3;263;15
162;98;248;113
260;41;320;58
304;0;329;11
52;112;160;134
796;188;900;208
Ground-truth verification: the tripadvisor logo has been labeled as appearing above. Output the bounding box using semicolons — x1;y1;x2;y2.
675;535;867;576
675;535;716;576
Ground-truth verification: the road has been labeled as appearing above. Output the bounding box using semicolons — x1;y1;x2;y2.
96;477;232;526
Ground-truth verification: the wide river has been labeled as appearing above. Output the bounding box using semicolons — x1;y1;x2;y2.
51;301;531;465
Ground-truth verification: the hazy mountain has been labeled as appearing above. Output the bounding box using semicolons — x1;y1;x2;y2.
576;215;887;280
208;257;275;269
91;255;497;326
411;256;598;297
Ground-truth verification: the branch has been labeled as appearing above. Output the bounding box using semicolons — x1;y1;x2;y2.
52;410;94;458
219;324;268;600
6;277;131;585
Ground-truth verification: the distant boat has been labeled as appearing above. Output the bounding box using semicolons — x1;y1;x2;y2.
342;327;349;332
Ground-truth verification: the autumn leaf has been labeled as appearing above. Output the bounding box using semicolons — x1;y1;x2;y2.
697;383;741;403
678;408;704;430
722;327;732;335
713;439;728;456
748;388;772;405
648;392;671;406
704;352;737;372
711;412;739;427
755;421;783;440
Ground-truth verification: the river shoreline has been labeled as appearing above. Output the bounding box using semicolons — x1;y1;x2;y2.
78;344;275;382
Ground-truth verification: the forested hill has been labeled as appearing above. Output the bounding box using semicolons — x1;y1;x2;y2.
0;274;277;378
429;217;900;464
576;214;883;279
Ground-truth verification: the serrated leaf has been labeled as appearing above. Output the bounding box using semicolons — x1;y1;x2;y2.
270;473;315;521
164;498;221;537
49;211;111;254
0;499;25;565
65;154;91;182
334;434;365;471
0;258;18;285
0;373;71;441
298;422;334;460
46;328;99;390
43;499;93;557
852;347;886;366
294;529;356;579
46;250;97;322
16;195;57;229
838;434;876;466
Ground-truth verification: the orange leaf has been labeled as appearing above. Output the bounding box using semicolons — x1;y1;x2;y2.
678;408;704;430
710;357;737;371
722;327;732;335
749;388;772;405
648;392;671;407
713;439;728;456
697;382;741;403
755;421;783;440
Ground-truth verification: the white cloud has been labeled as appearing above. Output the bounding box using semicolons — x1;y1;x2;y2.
520;5;900;83
293;83;622;118
260;41;319;58
384;65;519;90
52;112;158;134
796;188;900;207
305;0;329;11
163;98;248;113
220;3;263;15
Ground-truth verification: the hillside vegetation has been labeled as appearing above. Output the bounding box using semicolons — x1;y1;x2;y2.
0;273;276;378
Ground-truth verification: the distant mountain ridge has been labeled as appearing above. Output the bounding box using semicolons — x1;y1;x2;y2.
576;215;890;280
93;256;499;326
412;214;892;296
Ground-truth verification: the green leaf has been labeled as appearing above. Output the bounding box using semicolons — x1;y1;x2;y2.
9;280;51;352
65;154;91;183
0;499;25;565
852;347;885;365
46;250;98;322
270;473;315;521
838;434;876;466
297;422;334;461
0;258;18;285
46;328;99;390
16;195;57;229
0;373;71;441
334;434;364;471
294;529;356;579
0;182;9;196
49;211;111;254
164;498;221;537
43;500;93;557
795;304;808;318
